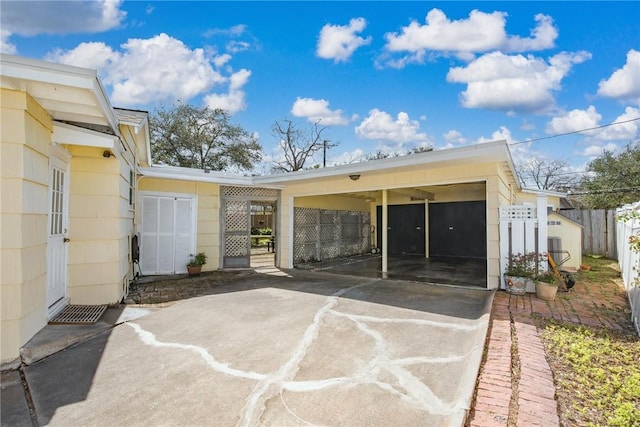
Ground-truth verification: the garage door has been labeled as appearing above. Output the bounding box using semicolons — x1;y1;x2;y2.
429;201;486;258
140;194;195;275
376;204;425;255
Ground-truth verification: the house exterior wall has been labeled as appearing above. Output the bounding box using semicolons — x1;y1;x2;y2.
64;144;135;305
516;192;562;210
137;178;221;271
548;212;582;271
1;89;51;363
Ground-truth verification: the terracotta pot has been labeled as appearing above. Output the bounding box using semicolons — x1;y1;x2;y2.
535;281;558;301
505;276;528;295
187;265;202;276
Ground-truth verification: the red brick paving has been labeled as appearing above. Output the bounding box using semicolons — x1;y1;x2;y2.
468;276;633;427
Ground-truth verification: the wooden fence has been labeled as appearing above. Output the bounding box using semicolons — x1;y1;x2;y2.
559;209;617;259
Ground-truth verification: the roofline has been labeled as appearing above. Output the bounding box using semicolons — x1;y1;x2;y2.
254;140;514;185
0;54;120;136
521;188;568;198
138;166;285;189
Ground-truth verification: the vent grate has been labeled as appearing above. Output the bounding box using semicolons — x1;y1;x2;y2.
49;305;107;325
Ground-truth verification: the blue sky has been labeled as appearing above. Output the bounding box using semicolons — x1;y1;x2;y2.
2;1;639;175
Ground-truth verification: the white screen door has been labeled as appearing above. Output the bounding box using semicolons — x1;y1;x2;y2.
140;194;195;275
46;154;70;314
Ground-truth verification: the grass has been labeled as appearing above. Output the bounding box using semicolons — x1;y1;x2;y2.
541;321;640;426
538;256;640;427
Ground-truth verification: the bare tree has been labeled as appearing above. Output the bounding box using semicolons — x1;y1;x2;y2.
272;119;333;172
516;159;579;191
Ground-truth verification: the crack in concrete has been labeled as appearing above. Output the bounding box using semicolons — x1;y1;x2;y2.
126;280;481;425
126;323;266;381
237;280;378;427
330;309;482;331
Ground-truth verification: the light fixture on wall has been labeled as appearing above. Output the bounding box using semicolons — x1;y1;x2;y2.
349;174;360;181
103;150;113;158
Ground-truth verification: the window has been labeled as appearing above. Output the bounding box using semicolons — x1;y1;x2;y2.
129;169;134;207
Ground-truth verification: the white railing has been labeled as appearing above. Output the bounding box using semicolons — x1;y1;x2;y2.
616;201;640;335
499;196;548;292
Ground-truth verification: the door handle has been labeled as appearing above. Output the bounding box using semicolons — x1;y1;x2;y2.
63;238;70;243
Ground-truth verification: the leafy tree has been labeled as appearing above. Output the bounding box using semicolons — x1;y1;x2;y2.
516;159;579;191
271;119;332;172
581;141;640;208
150;103;262;172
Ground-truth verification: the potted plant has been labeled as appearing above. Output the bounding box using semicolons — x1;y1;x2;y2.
504;252;537;295
187;252;207;276
535;270;558;301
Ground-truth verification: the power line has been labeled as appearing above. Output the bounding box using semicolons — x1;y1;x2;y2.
509;117;640;146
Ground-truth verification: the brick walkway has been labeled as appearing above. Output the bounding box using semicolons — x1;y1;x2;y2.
468;275;632;427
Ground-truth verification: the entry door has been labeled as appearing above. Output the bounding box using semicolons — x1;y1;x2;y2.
377;204;426;255
46;155;70;313
140;194;194;275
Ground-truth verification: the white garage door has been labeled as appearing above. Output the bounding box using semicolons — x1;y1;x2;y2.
140;193;196;275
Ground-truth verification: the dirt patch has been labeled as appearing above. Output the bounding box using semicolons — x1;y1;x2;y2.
125;270;255;304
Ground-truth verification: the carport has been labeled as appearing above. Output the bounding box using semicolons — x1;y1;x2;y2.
254;141;517;290
291;183;488;288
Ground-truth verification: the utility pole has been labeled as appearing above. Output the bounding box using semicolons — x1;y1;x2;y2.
323;140;328;167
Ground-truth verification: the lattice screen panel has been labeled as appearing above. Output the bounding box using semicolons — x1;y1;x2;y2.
225;235;249;257
222;186;279;198
225;200;248;232
294;208;370;265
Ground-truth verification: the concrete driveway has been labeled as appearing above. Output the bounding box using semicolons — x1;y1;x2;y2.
21;271;492;427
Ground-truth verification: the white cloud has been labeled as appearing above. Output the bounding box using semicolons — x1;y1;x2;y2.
204;24;248;38
477;126;514;144
47;34;226;106
594;106;640;141
381;9;557;67
443;130;467;145
546;106;639;142
1;0;126;36
291;98;349;125
446;51;591;113
580;142;619;157
1;29;17;54
597;49;640;104
204;69;251;114
546;106;601;135
503;14;557;52
355;109;429;143
46;33;252;113
316;17;371;62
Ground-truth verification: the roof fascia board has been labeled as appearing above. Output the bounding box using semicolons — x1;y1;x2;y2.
53;121;117;149
1;54;120;137
139;167;288;188
254;140;510;185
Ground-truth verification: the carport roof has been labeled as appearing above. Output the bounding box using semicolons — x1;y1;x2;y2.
140;139;520;190
255;139;518;186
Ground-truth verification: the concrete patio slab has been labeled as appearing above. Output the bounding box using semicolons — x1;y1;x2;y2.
19;271;492;427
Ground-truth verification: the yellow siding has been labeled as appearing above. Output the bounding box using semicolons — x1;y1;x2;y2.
0;90;51;363
138;178;221;270
65;145;134;305
294;195;370;211
548;212;582;271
